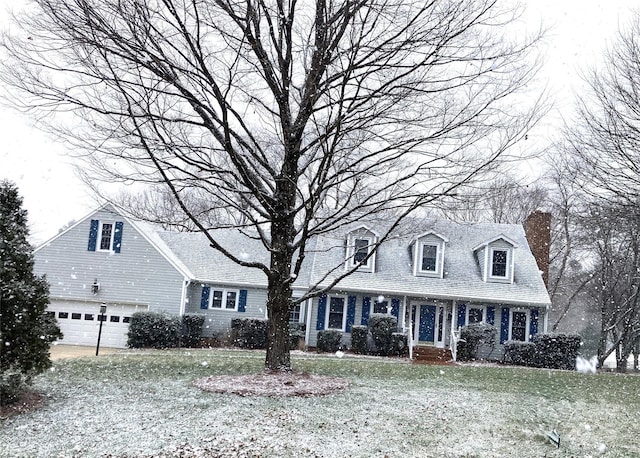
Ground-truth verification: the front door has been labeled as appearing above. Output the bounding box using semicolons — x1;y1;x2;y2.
412;304;436;343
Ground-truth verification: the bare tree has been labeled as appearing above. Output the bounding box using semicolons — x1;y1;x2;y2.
1;0;544;371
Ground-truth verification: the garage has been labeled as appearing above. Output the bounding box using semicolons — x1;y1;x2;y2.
47;301;148;348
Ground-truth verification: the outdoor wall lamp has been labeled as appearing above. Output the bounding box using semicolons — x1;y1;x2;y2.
92;279;100;295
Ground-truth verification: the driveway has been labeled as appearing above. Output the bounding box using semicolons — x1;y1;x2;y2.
49;344;121;360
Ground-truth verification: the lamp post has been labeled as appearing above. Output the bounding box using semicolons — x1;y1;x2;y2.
96;304;107;356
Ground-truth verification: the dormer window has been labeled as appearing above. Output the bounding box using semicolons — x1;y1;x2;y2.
413;232;447;278
99;222;114;251
353;238;371;265
421;244;438;272
346;226;378;272
490;248;508;278
474;235;517;284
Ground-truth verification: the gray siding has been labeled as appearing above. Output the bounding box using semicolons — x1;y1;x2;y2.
186;283;268;337
34;208;185;314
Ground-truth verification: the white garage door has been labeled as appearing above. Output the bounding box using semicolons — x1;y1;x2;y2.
47;302;149;348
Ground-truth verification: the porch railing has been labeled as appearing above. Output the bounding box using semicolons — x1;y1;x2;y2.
404;321;413;360
450;329;462;362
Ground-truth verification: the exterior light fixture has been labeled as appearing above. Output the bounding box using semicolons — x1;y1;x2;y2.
92;279;100;295
96;304;107;356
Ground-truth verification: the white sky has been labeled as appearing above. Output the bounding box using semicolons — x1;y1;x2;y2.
0;0;637;244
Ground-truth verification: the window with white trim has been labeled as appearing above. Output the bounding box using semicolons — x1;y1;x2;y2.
467;306;485;324
510;310;529;342
209;289;239;310
326;296;346;331
490;248;508;278
372;300;389;315
99;222;115;251
421;244;438;272
352;237;372;267
289;302;301;323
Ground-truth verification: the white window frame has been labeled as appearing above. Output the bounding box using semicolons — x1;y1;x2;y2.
289;298;302;323
98;221;115;252
419;243;440;275
209;288;240;311
350;236;374;269
465;305;486;325
488;247;512;281
508;309;531;342
371;299;390;315
325;295;347;331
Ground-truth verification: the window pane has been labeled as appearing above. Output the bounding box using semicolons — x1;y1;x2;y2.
84;314;94;320
211;290;223;308
511;311;527;341
468;308;483;323
58;312;69;319
421;244;437;271
110;315;120;323
123;316;131;323
226;291;237;309
71;313;81;320
289;304;301;323
491;250;507;277
97;314;107;322
100;223;113;250
353;239;369;264
328;297;345;329
373;301;388;314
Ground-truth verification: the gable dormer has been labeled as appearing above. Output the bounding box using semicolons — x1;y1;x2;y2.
345;226;378;272
473;235;517;284
412;231;448;278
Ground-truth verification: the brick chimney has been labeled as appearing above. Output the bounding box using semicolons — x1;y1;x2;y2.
524;211;551;288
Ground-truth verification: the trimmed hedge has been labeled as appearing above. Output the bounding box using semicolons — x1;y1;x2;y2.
127;312;206;349
504;333;582;370
127;312;181;349
369;314;398;356
230;318;268;349
317;330;342;352
391;332;409;357
457;322;497;361
351;325;368;354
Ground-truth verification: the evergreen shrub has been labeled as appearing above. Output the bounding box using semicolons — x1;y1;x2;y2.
351;325;368;354
230;318;268;349
368;314;398;356
127;312;181;349
317;330;342;352
391;332;409;356
289;322;306;350
504;341;536;366
531;333;582;370
457;322;497;361
181;314;205;347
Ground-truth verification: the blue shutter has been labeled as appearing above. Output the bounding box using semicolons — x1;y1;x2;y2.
200;286;210;310
346;296;357;332
361;297;371;326
486;306;495;325
113;221;124;253
457;304;466;329
391;298;400;321
316;295;327;330
88;219;99;251
500;307;510;343
238;289;247;312
530;309;539;337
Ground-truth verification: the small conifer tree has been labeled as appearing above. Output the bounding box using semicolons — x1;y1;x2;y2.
0;180;62;405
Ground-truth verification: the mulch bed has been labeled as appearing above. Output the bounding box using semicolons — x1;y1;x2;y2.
193;372;349;397
0;390;45;420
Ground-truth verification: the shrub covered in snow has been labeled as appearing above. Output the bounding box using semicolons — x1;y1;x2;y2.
457;322;497;361
350;325;368;354
230;318;268;349
504;341;536;366
368;314;398;356
531;333;582;370
127;312;181;349
317;330;342;352
180;314;205;347
391;332;409;356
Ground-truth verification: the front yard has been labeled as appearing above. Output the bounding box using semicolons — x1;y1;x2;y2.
1;349;638;457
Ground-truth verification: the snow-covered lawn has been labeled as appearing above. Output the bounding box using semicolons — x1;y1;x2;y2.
1;349;638;457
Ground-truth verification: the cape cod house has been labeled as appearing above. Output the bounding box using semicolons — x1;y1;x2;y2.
34;205;552;357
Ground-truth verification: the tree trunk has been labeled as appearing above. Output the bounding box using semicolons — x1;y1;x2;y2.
265;276;293;371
